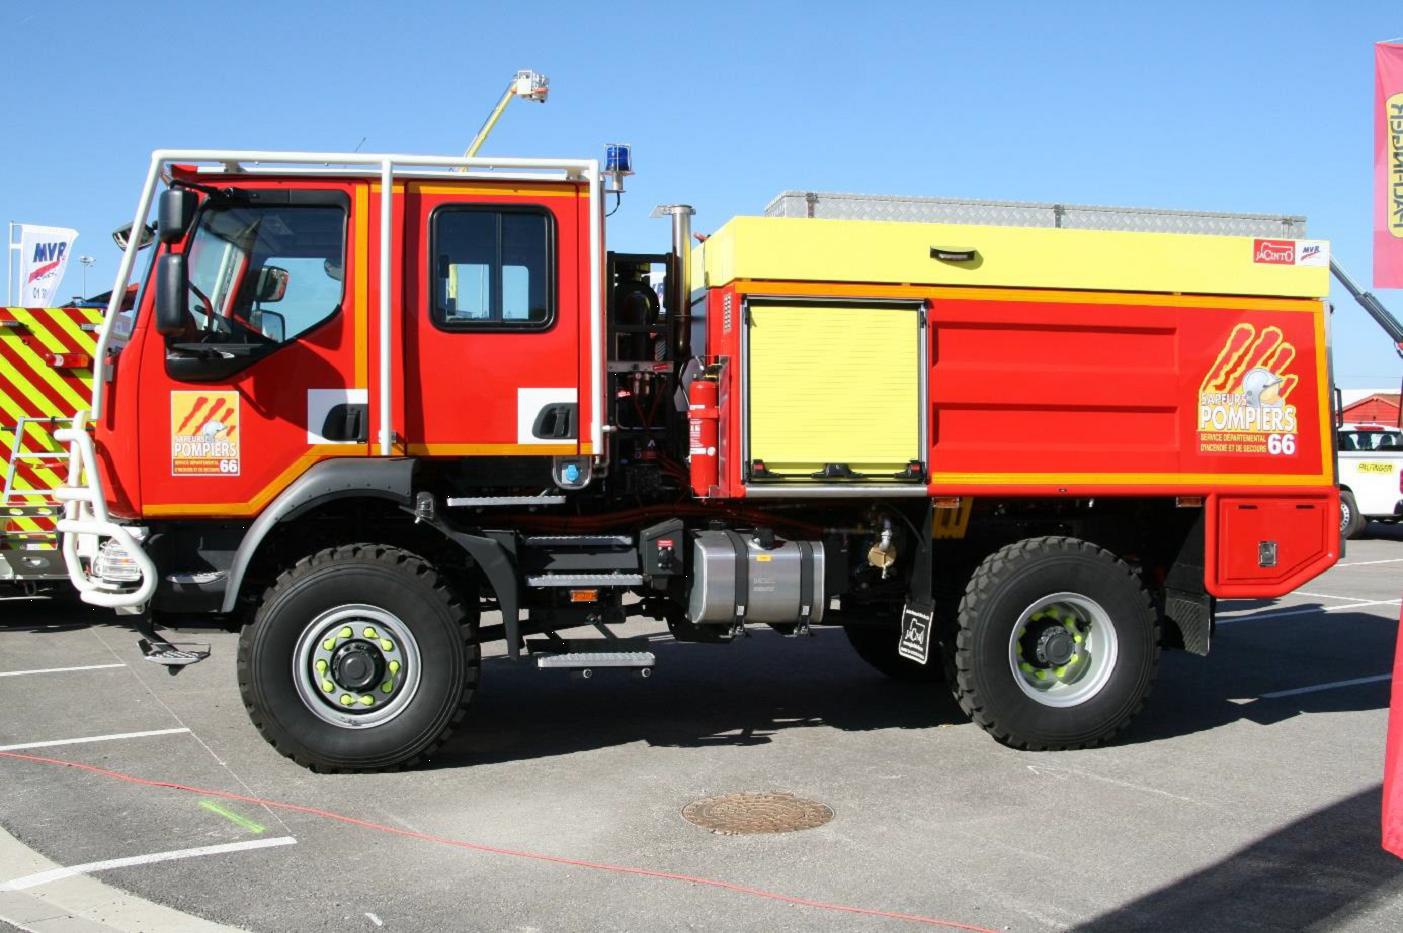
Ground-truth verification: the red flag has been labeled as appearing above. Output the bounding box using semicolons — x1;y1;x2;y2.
1375;42;1403;288
1385;608;1403;857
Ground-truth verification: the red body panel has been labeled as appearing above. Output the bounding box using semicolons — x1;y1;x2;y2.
705;282;1338;597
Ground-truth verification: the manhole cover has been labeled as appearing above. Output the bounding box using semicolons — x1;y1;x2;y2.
681;792;834;835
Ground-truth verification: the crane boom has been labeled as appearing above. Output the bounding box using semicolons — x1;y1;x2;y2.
1331;259;1403;360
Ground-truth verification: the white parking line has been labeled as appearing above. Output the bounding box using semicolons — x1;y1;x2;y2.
1259;674;1392;700
0;728;190;752
1290;591;1372;603
1218;598;1402;625
0;836;297;891
1335;558;1403;567
0;663;126;678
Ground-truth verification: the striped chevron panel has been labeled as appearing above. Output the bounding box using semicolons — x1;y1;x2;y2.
0;306;102;552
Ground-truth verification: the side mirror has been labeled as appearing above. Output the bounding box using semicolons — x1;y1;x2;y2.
253;266;289;302
158;189;198;244
112;222;155;252
252;308;285;342
154;254;189;335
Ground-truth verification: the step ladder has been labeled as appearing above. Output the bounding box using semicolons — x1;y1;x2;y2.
527;634;656;678
2;416;71;555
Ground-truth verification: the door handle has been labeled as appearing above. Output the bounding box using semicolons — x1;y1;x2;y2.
322;403;369;443
532;403;577;440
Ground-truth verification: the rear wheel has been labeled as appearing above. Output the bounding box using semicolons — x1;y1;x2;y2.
946;537;1159;750
1340;490;1366;539
238;544;478;772
844;623;944;682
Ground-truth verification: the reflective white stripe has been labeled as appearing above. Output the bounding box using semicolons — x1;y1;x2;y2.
0;728;189;752
1335;558;1403;567
0;837;296;891
0;663;125;678
1260;674;1392;700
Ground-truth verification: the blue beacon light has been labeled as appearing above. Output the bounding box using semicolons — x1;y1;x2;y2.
604;143;633;193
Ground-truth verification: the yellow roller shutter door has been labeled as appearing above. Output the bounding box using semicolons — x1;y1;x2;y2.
747;302;921;479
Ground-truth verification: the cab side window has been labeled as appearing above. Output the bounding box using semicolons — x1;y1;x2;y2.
431;206;553;330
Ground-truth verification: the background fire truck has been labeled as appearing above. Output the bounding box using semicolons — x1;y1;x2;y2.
51;148;1343;772
0;304;101;589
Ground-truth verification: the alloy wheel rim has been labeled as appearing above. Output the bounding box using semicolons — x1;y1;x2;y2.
292;604;421;729
1007;592;1119;708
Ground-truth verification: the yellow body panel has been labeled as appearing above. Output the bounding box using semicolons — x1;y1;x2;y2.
748;302;919;475
698;216;1329;298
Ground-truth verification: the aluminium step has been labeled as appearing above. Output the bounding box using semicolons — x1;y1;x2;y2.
523;534;633;547
524;572;644;588
535;651;656;674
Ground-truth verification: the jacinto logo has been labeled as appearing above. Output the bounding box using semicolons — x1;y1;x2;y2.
1253;239;1295;264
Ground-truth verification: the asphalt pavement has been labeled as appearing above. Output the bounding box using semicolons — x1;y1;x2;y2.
0;526;1400;932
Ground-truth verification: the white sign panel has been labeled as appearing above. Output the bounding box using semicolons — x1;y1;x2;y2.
17;224;78;306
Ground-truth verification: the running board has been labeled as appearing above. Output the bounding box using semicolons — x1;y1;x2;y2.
445;495;566;508
525;573;644;588
527;636;655;678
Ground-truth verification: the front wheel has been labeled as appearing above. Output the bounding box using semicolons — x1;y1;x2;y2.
238;544;479;772
946;537;1159;750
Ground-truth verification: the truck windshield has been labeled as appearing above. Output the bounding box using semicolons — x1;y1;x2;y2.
183;200;346;344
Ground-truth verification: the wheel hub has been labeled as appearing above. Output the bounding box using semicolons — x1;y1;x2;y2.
332;642;384;691
1036;627;1075;666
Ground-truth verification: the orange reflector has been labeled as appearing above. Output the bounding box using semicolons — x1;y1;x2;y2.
42;353;92;369
932;496;963;510
569;589;599;603
1176;496;1204;508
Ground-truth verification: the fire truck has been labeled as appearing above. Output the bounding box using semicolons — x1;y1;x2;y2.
52;149;1341;771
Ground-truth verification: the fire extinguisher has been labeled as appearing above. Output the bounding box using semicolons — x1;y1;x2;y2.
688;376;719;497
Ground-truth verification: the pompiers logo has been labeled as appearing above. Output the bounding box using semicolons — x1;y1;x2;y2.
1197;324;1299;456
1253;239;1295;264
1389;92;1403;238
171;391;241;475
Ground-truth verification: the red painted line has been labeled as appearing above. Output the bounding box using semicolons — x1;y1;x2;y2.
0;750;994;931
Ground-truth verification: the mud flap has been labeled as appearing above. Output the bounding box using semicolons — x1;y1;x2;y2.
898;503;935;665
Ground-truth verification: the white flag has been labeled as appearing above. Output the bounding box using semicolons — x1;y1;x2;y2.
16;224;79;306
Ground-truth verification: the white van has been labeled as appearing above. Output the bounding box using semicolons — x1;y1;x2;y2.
1338;424;1403;537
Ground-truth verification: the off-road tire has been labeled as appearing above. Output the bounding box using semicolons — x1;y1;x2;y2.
237;544;478;772
944;536;1159;750
1340;490;1366;540
844;624;944;682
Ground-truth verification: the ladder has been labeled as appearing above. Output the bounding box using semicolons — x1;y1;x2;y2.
2;416;71;538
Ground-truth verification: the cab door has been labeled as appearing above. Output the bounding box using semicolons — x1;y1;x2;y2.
401;182;584;463
135;185;368;518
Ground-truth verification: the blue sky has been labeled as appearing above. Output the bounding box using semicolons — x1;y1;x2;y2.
2;0;1400;388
